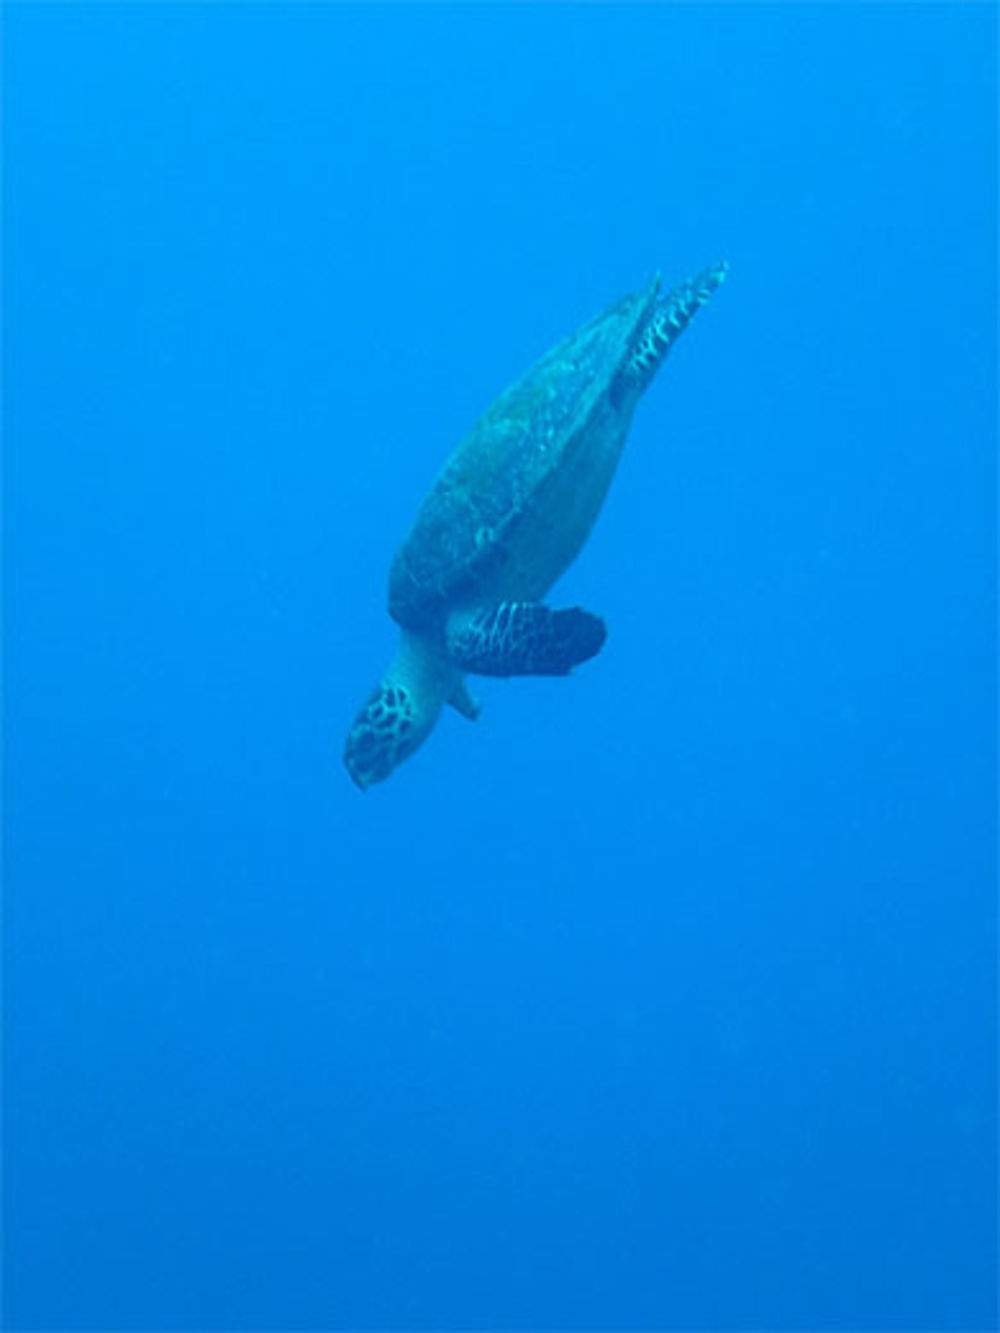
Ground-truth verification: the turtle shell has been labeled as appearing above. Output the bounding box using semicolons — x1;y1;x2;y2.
389;274;660;633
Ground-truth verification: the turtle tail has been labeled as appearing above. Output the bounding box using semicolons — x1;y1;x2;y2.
614;261;728;402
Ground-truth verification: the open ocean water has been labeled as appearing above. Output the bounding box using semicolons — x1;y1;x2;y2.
3;3;997;1329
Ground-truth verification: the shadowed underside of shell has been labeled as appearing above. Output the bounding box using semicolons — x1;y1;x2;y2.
388;275;662;631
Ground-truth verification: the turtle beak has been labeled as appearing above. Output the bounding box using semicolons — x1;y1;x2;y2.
344;756;374;791
343;713;394;790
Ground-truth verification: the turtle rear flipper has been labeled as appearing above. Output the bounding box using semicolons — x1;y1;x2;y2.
613;261;728;403
447;603;607;677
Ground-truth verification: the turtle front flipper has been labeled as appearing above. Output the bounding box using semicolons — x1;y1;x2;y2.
447;603;607;677
448;677;482;720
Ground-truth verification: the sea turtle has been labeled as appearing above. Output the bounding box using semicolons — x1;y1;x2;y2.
344;262;728;788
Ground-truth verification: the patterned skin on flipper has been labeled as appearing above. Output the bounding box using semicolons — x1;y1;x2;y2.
447;602;607;677
613;261;729;404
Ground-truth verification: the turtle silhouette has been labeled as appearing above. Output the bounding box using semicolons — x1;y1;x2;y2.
344;262;728;788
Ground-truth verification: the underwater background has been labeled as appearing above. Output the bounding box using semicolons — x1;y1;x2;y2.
3;3;997;1329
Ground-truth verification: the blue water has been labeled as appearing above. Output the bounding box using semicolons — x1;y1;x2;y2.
4;4;996;1329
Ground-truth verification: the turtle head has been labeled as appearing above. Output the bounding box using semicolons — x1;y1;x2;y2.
343;633;453;789
343;679;436;789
